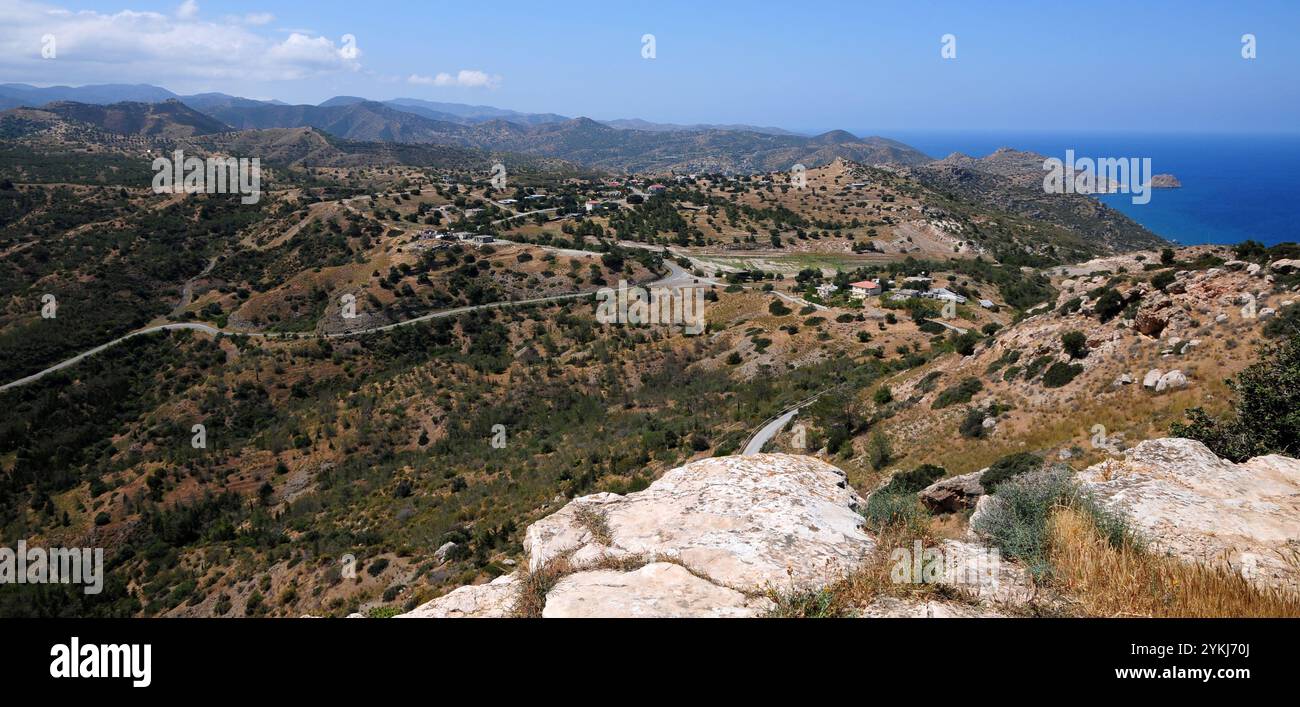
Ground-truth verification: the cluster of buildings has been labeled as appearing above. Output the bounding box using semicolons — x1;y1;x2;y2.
413;230;495;247
815;274;990;308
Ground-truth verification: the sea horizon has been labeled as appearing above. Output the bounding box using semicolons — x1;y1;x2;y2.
836;130;1300;249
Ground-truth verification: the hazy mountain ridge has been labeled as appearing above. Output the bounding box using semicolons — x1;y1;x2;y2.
13;99;231;138
0;84;932;173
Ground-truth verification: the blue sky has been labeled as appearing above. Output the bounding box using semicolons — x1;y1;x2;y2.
3;0;1298;132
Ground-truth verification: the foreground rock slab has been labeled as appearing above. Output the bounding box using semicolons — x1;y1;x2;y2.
395;574;519;618
542;562;773;618
399;454;874;618
1078;438;1300;589
524;453;874;591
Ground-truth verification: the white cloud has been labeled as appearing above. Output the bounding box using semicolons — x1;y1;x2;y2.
0;0;360;85
408;69;501;89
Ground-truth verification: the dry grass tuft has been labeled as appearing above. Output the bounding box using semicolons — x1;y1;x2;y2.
572;504;613;545
511;555;575;618
1047;507;1300;617
766;523;974;617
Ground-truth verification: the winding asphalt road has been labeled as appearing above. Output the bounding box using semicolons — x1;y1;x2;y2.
0;261;700;393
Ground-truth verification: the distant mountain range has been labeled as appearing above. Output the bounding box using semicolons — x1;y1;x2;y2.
0;83;933;173
0;83;792;136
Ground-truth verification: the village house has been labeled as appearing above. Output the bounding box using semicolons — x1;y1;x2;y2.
815;283;839;299
849;280;882;299
925;287;967;304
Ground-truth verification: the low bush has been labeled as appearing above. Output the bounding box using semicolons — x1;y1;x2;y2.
1042;361;1083;388
971;468;1134;579
980;451;1043;493
932;377;982;409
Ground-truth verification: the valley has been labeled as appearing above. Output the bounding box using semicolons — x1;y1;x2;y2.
0;86;1297;620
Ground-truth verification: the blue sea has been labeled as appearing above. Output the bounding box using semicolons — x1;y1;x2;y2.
870;132;1300;247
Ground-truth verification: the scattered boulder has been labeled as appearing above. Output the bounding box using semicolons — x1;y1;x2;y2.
1113;373;1133;387
1269;259;1300;273
1155;370;1188;392
919;469;987;513
1142;369;1163;388
1247;263;1262;276
433;542;457;563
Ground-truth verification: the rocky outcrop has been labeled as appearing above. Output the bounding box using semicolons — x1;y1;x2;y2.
1078;438;1300;589
398;454;875;618
395;574;519;618
523;454;871;591
919;470;987;513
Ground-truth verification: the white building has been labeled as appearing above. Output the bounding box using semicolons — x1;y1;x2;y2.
925;288;967;304
849;280;882;299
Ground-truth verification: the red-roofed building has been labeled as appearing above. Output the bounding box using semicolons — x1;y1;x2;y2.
849;280;882;298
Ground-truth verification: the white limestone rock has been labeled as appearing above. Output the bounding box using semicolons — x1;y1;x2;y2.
541;563;773;618
524;454;873;592
1078;438;1300;589
1142;369;1163;388
1155;369;1188;392
396;573;519;618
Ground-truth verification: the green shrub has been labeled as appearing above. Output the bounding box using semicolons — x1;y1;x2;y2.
973;469;1139;579
917;319;946;335
1093;288;1126;322
873;386;893;405
1023;354;1053;380
863;490;924;532
1263;304;1299;339
951;332;981;356
1042;361;1083;388
916;371;942;393
1151;270;1176;292
932;377;983;409
768;300;791;316
881;464;946;495
959;407;988;438
1172;333;1300;461
1061;331;1088;359
867;431;892;470
981;452;1043;493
